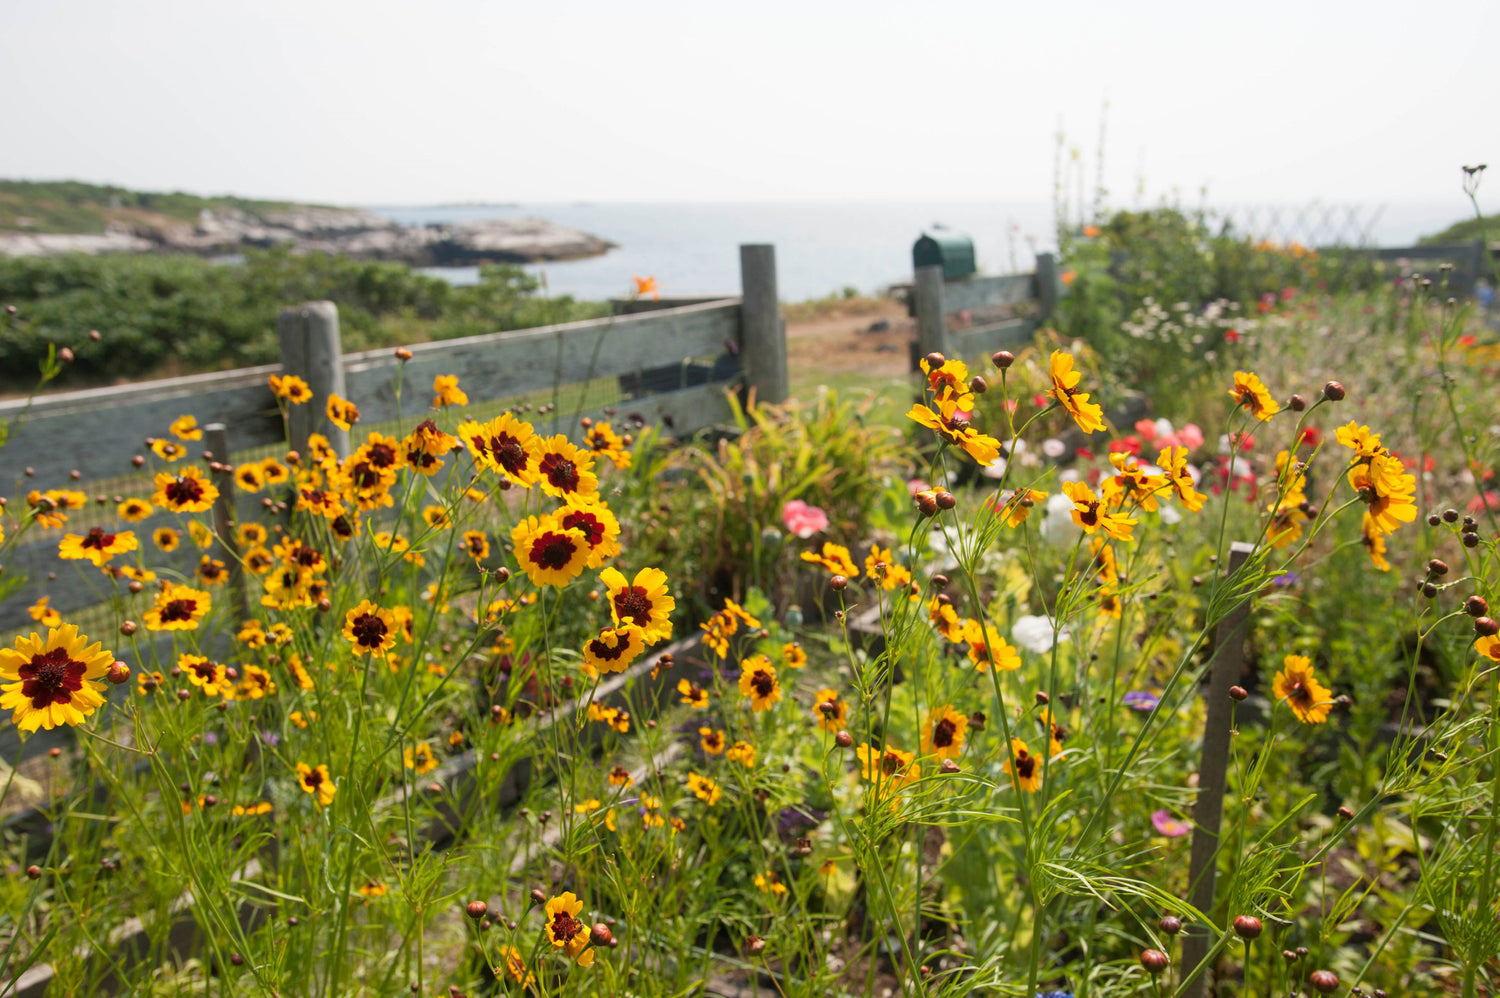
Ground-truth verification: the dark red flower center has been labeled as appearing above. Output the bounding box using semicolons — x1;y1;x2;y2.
933;717;957;748
191;660;218;682
160;598;199;622
82;527;117;550
1078;502;1100;526
750;669;775;698
561;510;605;546
200;562;224;580
489;433;528;476
704;732;722;749
366;442;398;468
550;910;583;943
529;532;579;571
539;452;580;491
1015;750;1036;779
20;646;86;709
303;769;324;789
350;461;382;490
614;586;653;624
880;751;904;776
351;612;388;648
588;633;634;662
466;535;486;556
165;477;205;506
293;545;321;568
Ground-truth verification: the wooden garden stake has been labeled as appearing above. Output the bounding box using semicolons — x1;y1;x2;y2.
738;244;787;405
276;300;347;458
1181;540;1255;998
913;263;948;364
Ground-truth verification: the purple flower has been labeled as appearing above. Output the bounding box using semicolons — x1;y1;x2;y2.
1272;571;1300;587
1123;691;1160;712
202;731;218;745
260;731;280;747
1151;809;1192;837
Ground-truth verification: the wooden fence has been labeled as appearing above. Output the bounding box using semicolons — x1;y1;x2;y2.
910;253;1061;369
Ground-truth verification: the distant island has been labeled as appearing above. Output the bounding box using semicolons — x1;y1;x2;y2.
0;180;615;265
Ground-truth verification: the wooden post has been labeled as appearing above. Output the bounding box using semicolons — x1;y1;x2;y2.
1468;237;1486;296
738;244;787;405
1181;540;1256;998
913;264;948;368
276;301;347;458
1035;251;1061;323
204;423;248;620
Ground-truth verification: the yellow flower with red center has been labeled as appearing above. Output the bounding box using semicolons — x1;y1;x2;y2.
401;419;458;476
996;488;1048;527
543;892;595;966
237;522;268;547
404;742;439;775
152;466;219;513
153;527;181;551
782;641;807;668
963;618;1020;672
1334;421;1384;460
1157;447;1206;512
687;772;722;806
343;600;396;656
117;498;153;522
856;742;917;796
151;438;187;462
458;413;541;486
0;624;114;731
27;489;86;528
236;665;275;700
432;374;467;408
1062;481;1137;541
599;566;675;644
325;393;360;430
28;597;62;628
699;727;726;754
584;421;633;470
920;355;970;401
357;880;387;898
587;702;631;733
928;599;965;642
58;526;138;567
1361;517;1390;571
168;414;203;441
460;530;489;562
269;374;313;404
906;392;1004;464
512;515;590;587
557;496;622;568
1272;655;1332;724
234;463;264;492
535;435;600;500
1348;452;1417;536
144;584;211;631
259;457;290;485
813;688;848;731
1006;738;1041;792
179;654;234;698
196;556;228;587
608;765;634;787
296;762;337;807
1048;350;1105;434
498;945;534;986
754;871;788;896
800;542;859;577
1475;634;1500;666
1228;371;1280;421
922;705;968;759
678;679;708;708
737;655;781;711
582;625;646;676
1101;451;1169;512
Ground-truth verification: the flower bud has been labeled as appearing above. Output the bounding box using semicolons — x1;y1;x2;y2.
835;730;853;748
1229;685;1248;701
465;901;488;920
745;934;766;954
1337;805;1354;819
934;490;957;510
1321;381;1345;401
1288;394;1306;411
58;347;74;364
107;662;131;685
1474;617;1499;637
1283;950;1299;962
1233;915;1263;939
968;375;988;394
925;352;946;369
1139;950;1170;974
915;491;939;517
969;711;986;730
120;620;138;636
530;888;547;905
1035;691;1049;705
1426;558;1449;577
1310;970;1340;994
993;350;1015;369
591;922;613;947
830;575;847;592
1158;915;1183;935
395;347;413;361
317;597;332;612
1463;532;1480;549
1442;508;1460;523
1463;596;1487;617
1427;513;1442;526
26;865;41;880
939;759;960;774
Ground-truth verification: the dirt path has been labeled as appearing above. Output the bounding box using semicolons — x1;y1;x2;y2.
785;298;912;378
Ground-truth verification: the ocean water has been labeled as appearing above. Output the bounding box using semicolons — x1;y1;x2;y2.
368;199;1461;303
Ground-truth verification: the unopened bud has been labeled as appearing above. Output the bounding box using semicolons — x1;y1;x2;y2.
1321;381;1345;401
968;375;988;394
1288;394;1306;411
1229;685;1248;701
1139;950;1170;974
835;730;853;748
1233;915;1262;939
830;575;847;592
465;901;488;920
1464;596;1488;617
993;350;1015;370
590;923;613;947
107;662;131;684
120;620;138;636
1474;617;1499;637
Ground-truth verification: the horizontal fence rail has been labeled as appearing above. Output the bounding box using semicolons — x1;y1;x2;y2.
912;252;1059;368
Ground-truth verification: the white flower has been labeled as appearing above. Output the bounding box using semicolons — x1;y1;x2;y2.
1013;614;1070;654
1041;438;1067;458
1158;504;1182;526
1039;492;1080;546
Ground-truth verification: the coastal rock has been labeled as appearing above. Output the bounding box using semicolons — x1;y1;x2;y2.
0;207;615;265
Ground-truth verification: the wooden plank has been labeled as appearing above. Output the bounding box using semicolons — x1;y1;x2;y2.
738;246;786;404
1181;541;1256;998
913;265;948;366
940;272;1037;315
948;317;1039;361
1035;252;1060;322
0;368;284;487
341;301;742;425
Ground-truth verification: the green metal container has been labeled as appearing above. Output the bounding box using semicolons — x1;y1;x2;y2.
913;231;976;281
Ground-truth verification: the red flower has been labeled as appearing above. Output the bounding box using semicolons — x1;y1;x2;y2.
1109;435;1142;456
1224;329;1240;343
1075;446;1095;461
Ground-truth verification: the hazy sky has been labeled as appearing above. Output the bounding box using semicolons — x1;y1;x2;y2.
3;0;1495;209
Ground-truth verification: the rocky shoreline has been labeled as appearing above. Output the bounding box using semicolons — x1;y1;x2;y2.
0;205;616;265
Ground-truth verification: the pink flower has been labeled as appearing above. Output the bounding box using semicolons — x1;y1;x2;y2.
781;500;829;539
1468;491;1500;514
1176;424;1205;451
1151;809;1191;837
1135;419;1159;441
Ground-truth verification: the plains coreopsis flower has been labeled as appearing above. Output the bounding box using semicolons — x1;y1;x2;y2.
58;526;137;567
117;498;153;522
812;688;848;731
599;566;674;644
1;625;114;732
1348;451;1417;536
906;393;1003;464
1062;481;1137;541
535;435;599;500
1006;738;1042;793
800;542;859;577
152;466;219;513
325;393;360;430
963;618;1021;671
738;655;782;711
556;496;621;568
269;374;313;404
1157;447;1206;512
1048;350;1105;434
144;584;212;631
582;625;646;676
1228;371;1280;422
512;515;590;587
432;374;468;408
296;762;337;807
1272;654;1332;724
343;600;397;656
458;413;541;486
542;892;596;965
856;743;917;796
921;705;968;759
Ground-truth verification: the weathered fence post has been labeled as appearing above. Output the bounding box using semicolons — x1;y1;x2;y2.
204;422;248;620
1035;251;1061;323
913;264;948;366
276;301;347;458
1182;540;1256;998
738;244;787;405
